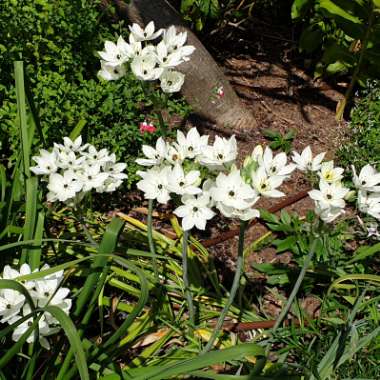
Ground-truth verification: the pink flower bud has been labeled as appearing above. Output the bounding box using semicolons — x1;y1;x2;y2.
139;121;157;134
217;86;224;98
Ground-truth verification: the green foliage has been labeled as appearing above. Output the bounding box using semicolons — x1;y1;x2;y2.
262;128;296;153
338;80;380;171
292;0;380;82
180;0;221;31
0;0;190;187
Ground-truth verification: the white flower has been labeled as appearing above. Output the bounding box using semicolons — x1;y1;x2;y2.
156;41;182;68
251;145;264;164
308;180;349;210
292;146;325;172
358;191;380;219
210;169;259;210
84;145;111;165
11;306;52;347
314;203;344;223
98;60;126;81
47;170;83;202
352;164;380;192
136;138;168;167
96;178;124;193
199;135;238;170
217;203;260;221
0;289;25;323
98;37;129;66
30;150;58;176
55;150;85;171
175;127;209;159
163;26;188;52
174;194;215;231
131;54;163;81
251;166;284;198
129;21;163;42
177;44;195;62
318;161;344;184
167;164;201;195
102;161;128;181
262;147;295;178
137;166;171;204
166;145;186;165
3;263;35;291
77;165;109;192
159;70;185;93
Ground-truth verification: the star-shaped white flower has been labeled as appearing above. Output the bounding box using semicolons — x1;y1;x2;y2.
129;21;163;42
262;147;295;178
210;168;259;210
167;164;201;196
199;135;237;170
131;54;163;81
175;127;209;159
159;70;185;93
174;193;215;231
308;180;349;210
318;161;344;184
98;60;126;81
47;170;83;202
352;164;380;192
137;166;171;204
136;138;168;167
30;150;58;176
358;190;380;220
292;146;325;172
251;166;284;198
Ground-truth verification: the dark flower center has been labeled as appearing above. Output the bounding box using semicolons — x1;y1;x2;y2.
44;292;50;297
6;304;11;309
326;194;332;200
179;181;185;187
229;190;235;197
158;184;163;189
217;154;223;159
193;207;198;212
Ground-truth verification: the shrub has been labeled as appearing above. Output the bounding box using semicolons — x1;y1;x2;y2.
0;0;190;187
338;80;380;172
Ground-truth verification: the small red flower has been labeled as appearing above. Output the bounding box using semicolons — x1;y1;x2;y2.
139;121;157;134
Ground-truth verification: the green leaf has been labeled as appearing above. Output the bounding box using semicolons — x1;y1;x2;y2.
43;305;89;380
319;0;361;23
291;0;313;19
74;217;125;316
69;119;87;140
126;343;265;380
348;242;380;264
299;24;324;53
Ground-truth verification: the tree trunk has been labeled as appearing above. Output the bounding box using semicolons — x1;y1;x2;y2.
111;0;257;131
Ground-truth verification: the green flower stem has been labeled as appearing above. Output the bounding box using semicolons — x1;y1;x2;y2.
182;229;195;334
156;109;167;137
202;220;248;353
265;238;318;355
148;199;159;283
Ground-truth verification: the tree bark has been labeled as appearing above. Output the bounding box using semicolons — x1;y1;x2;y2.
110;0;257;130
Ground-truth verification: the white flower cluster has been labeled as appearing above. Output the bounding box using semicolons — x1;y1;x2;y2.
98;21;195;93
136;128;295;230
293;146;380;223
353;164;380;220
30;136;127;203
0;264;71;350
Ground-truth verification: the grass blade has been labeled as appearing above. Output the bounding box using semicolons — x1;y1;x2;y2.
14;61;30;178
43;305;89;380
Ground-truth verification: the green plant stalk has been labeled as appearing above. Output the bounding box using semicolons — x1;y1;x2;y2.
202;220;248;353
148;199;159;283
182;229;195;333
156;109;167;137
265;238;318;356
336;2;375;121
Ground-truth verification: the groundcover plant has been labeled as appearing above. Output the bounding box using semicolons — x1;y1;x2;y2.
0;20;379;380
